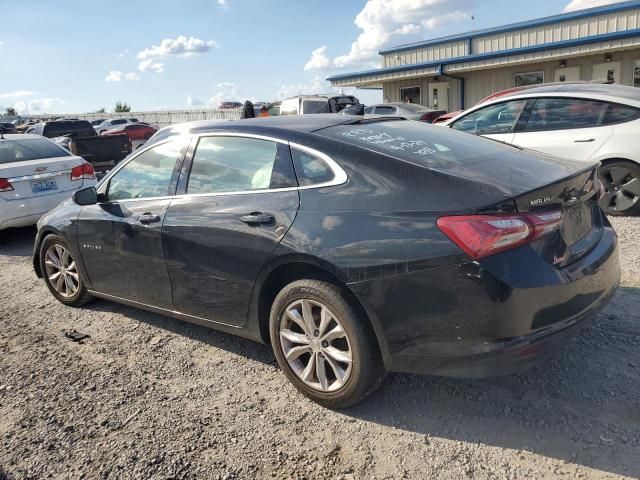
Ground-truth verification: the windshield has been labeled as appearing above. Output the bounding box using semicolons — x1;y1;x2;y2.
43;121;94;138
0;138;70;164
303;100;330;114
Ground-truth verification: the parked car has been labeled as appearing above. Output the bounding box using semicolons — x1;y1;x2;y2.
0;134;96;230
101;123;157;141
33;114;619;408
218;102;243;110
363;103;447;122
0;123;17;134
442;83;640;216
279;95;359;115
90;119;107;126
26;120;131;173
15;120;39;133
93;118;139;135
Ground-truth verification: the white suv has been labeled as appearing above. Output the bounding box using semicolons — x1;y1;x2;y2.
443;83;640;216
279;95;359;115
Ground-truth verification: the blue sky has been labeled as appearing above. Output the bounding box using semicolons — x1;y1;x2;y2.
0;0;622;114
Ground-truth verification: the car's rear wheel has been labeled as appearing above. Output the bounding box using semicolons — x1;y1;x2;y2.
269;279;385;408
40;234;93;306
598;160;640;216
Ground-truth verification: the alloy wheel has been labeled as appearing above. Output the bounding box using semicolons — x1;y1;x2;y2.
44;244;80;298
599;166;640;213
279;299;353;392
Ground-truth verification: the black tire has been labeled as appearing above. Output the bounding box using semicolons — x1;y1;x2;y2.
598;160;640;216
39;234;93;307
269;279;386;408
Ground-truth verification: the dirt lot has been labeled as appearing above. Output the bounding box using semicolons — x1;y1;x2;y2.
1;218;639;480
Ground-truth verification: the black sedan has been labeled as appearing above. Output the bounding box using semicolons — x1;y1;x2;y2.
33;115;620;408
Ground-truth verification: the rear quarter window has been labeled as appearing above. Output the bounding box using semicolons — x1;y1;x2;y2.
601;103;640;125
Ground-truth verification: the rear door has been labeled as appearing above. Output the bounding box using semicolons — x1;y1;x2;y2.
512;97;613;162
162;134;299;326
449;99;528;144
76;138;187;307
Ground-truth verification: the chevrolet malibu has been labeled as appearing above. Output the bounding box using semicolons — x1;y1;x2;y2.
33;115;620;408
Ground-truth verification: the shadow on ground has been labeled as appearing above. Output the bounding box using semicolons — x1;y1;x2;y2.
0;226;36;257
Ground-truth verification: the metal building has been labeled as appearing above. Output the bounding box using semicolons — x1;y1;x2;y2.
327;0;640;112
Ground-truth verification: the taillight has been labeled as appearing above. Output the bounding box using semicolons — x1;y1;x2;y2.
437;211;563;259
0;178;14;192
70;163;96;181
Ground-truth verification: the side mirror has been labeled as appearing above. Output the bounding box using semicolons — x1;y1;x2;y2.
72;186;98;206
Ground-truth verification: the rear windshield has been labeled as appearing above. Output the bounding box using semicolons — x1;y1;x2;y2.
319;120;519;168
303;100;330;114
0;138;70;164
43;121;94;138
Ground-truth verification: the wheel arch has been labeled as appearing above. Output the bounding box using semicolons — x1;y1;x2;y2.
33;227;63;278
249;255;390;362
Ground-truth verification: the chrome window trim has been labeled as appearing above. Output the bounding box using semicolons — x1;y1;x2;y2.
97;132;348;204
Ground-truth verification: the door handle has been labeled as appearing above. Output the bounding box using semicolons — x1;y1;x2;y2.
240;212;275;225
137;213;161;224
574;138;595;143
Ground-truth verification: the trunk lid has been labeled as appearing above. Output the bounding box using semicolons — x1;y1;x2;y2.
0;156;86;201
512;165;602;267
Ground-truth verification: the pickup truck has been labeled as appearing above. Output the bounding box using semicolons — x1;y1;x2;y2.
25;120;131;173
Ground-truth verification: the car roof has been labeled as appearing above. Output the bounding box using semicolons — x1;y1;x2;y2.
206;114;364;133
486;83;640;103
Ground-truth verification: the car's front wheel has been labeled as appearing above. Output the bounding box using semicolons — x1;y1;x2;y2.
40;234;93;306
269;279;385;408
598;160;640;216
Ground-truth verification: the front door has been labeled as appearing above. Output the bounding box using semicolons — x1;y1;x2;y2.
77;139;186;307
429;82;449;111
162;135;300;326
511;97;614;162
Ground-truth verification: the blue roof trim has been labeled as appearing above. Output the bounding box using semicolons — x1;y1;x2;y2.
379;0;640;55
327;28;640;82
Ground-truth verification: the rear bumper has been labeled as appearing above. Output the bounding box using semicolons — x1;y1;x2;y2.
349;226;620;377
0;184;92;231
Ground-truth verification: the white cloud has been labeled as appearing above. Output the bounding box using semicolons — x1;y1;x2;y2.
218;0;228;7
117;49;129;59
137;59;165;73
187;95;205;106
13;98;65;114
136;35;218;72
105;70;140;82
277;76;326;99
563;0;624;12
208;81;240;105
305;0;473;71
0;41;4;48
304;46;331;71
0;91;36;100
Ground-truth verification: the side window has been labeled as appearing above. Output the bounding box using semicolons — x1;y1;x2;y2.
374;106;395;114
187;136;293;194
112;119;127;125
291;148;335;187
267;104;280;116
524;98;607;131
451;100;527;135
364;106;374;114
601;103;640;125
107;140;182;201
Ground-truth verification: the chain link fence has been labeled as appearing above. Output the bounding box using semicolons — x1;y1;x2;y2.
2;108;242;129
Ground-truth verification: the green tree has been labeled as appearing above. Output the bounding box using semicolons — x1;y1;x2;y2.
94;107;106;113
114;101;131;113
4;107;17;116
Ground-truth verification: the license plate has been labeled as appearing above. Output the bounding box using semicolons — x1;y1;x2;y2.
31;179;58;193
562;203;592;245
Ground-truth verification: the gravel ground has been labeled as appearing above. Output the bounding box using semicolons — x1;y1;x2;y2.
0;218;639;480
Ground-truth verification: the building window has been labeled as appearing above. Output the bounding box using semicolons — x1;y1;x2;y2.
514;71;544;87
400;86;421;104
634;60;640;87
